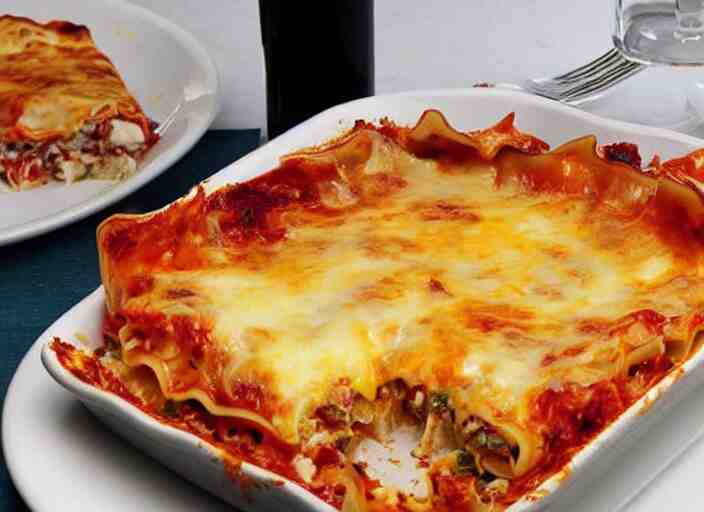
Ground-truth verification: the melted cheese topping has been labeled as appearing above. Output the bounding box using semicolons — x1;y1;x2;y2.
0;15;152;142
96;114;704;491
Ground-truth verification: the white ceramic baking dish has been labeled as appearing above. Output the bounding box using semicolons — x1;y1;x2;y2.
39;89;704;511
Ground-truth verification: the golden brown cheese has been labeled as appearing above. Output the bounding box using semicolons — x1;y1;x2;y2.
0;15;153;142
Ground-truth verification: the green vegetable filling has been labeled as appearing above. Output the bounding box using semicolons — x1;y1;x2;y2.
429;391;449;413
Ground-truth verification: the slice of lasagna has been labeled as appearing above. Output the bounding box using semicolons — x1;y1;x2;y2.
54;110;704;511
0;15;158;191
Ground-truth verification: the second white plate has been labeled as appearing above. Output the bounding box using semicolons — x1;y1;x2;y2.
0;0;219;246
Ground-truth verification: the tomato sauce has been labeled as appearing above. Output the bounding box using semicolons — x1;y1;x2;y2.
501;354;672;505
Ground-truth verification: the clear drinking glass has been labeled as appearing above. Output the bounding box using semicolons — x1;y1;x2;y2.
614;0;704;65
612;0;704;131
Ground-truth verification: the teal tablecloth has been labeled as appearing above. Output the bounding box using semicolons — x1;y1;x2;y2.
0;130;261;511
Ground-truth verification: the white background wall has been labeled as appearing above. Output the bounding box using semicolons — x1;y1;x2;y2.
130;0;613;129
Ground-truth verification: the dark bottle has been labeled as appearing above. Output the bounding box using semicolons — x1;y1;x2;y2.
259;0;374;139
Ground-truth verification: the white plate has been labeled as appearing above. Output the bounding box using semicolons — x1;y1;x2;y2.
8;89;704;511
0;0;219;246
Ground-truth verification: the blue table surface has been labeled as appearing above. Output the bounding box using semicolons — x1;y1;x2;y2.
0;129;261;511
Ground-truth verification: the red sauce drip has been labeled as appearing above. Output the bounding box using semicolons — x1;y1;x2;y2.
603;142;642;169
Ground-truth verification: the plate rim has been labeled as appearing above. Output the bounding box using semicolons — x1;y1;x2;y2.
0;0;221;247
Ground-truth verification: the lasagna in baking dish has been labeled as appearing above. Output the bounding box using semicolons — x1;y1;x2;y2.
53;110;704;510
0;15;158;191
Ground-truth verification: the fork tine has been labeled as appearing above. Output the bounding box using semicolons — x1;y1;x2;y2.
517;48;646;103
525;53;642;99
525;59;627;97
563;65;643;102
561;61;643;101
549;49;621;83
530;51;619;92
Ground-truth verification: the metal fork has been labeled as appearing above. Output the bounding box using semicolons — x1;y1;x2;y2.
508;48;646;104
